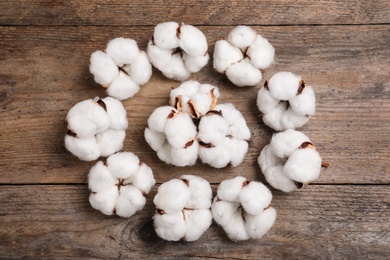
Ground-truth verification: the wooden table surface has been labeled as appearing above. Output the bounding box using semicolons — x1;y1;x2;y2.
1;1;389;259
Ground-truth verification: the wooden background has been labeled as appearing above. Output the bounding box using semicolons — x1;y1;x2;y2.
0;0;389;259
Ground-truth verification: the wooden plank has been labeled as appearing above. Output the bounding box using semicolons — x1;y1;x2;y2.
0;0;389;26
0;185;388;259
0;25;389;184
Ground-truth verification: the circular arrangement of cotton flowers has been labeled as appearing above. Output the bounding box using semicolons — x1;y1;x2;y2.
213;25;275;87
258;129;325;192
145;80;251;168
212;176;276;241
88;152;156;218
153;175;213;241
147;21;209;81
257;71;316;131
90;37;152;100
65;97;128;161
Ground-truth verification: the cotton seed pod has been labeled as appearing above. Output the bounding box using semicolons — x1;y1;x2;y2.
153;175;213;241
198;103;251;168
212;176;276;241
145;106;198;167
213;25;275;87
258;129;326;192
90;37;152;100
170;80;220;118
257;71;316;131
65;97;127;161
88;152;156;218
147;22;209;81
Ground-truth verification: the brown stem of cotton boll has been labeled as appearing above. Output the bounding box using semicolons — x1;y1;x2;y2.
94;98;107;111
173;95;182;110
263;80;269;90
188;100;200;118
321;161;330;168
181;178;190;187
184;139;194;148
300;141;316;150
242;180;250;188
156;209;165;215
293;181;304;190
198;140;215;148
297;80;306;95
167;110;177;119
205;110;222;117
66;129;77;137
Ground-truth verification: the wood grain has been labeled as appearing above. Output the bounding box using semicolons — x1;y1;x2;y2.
0;185;388;259
0;25;389;184
0;0;389;26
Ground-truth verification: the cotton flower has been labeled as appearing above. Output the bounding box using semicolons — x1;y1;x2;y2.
147;22;209;81
211;176;276;241
90;37;152;100
258;129;326;192
88;152;156;217
198;103;251;168
257;71;316;131
65;97;127;161
213;25;275;87
153;175;212;241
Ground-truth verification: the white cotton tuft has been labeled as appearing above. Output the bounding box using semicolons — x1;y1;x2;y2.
96;129;125;157
213;40;243;73
179;24;208;56
198;145;231;169
153;179;191;213
183;52;209;73
183;209;213;241
227;25;257;50
144;128;166;152
256;86;279;114
170;142;199;167
225;58;262;87
247;34;275;69
123;51;152;86
153;21;180;50
64;135;100;161
270;129;311;158
211;198;240;227
107;71;140;101
102;97;128;130
288;85;316;116
225;138;249;167
165;112;197;149
284;148;322;183
147;106;177;133
268;71;301;100
153;211;186;241
245;207;277;239
181;175;212;209
106;37;139;67
223;207;250;241
106;152;140;179
239;181;272;215
87;153;155;217
217;176;247;202
89;51;118;86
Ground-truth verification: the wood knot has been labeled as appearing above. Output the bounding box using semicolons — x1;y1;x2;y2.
0;86;13;107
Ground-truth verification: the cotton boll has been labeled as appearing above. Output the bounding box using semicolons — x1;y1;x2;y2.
213;40;243;73
88;161;118;193
247;35;275;69
223;207;250;241
153;211;186;241
217;176;247;202
107;71;140;100
257;86;280;114
165;112;197;149
268;71;301;100
153;179;191;213
66;99;110;138
183;209;213;241
89;50;118;86
211;198;240;227
123;51;152;85
106;152;140;179
115;185;146;218
288;85;316;116
198;145;231;168
89;186;119;216
170;141;199;167
183;52;209;73
102;97;128;130
181;175;212;209
225;138;248;167
147;106;177;133
245;207;277;239
64;135;100;161
96;129;125;157
280;108;310;130
270;129;311;159
153;21;180;50
227;25;257;50
132;163;156;194
179;24;208;57
225;58;262;87
239;181;272;216
144;128;166;152
106;37;139;67
284;148;322;183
